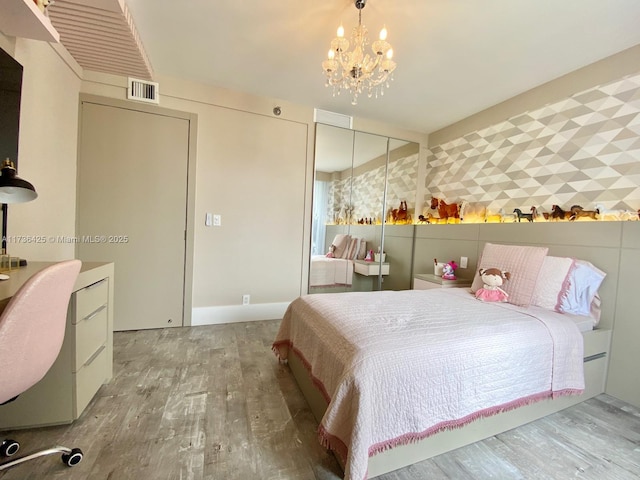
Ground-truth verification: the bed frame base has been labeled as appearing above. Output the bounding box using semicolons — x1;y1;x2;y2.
287;328;611;478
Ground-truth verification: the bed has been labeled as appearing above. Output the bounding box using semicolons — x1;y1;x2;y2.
309;234;367;288
273;243;612;480
309;256;355;288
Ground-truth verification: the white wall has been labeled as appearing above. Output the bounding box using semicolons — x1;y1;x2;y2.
80;72;425;324
0;34;82;261
0;34;424;323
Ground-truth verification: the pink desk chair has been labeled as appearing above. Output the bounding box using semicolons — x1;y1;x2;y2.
0;260;83;471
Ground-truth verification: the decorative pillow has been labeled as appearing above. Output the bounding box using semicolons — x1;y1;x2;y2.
330;234;351;258
531;256;575;311
558;260;606;320
471;243;548;307
345;237;361;260
357;240;367;260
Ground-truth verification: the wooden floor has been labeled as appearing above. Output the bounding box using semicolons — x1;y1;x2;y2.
2;320;639;479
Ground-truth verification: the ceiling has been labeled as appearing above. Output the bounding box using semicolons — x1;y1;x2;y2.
64;0;640;134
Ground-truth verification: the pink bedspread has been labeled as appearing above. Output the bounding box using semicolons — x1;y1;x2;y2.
309;256;353;287
272;288;584;480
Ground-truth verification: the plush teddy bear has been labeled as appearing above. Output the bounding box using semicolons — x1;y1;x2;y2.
475;268;511;302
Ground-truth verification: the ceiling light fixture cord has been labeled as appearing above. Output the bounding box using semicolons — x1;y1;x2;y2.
322;0;396;105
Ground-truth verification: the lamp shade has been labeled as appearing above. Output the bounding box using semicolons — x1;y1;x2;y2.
0;158;37;204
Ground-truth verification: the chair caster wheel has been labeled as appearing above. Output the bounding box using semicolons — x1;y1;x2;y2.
0;439;19;457
61;448;83;467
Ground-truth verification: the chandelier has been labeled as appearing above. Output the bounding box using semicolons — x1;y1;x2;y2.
322;0;396;105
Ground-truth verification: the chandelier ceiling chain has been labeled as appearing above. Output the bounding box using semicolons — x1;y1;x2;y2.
322;0;396;105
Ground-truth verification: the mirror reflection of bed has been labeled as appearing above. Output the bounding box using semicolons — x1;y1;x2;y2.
310;123;420;293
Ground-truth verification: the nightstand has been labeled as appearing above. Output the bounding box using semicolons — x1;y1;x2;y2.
413;273;472;290
354;259;390;276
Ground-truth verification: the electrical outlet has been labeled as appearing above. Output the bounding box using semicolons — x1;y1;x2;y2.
213;214;222;226
460;256;468;269
242;294;250;305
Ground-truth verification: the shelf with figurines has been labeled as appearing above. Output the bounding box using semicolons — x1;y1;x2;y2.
324;198;640;226
417;197;640;224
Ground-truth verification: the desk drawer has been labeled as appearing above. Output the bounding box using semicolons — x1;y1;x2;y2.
74;345;107;417
74;278;109;324
74;305;108;371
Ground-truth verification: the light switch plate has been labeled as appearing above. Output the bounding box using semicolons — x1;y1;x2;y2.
213;214;222;226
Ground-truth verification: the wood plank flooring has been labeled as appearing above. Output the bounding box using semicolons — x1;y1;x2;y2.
1;320;639;479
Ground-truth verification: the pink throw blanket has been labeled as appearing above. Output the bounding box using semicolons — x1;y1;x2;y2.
273;288;584;480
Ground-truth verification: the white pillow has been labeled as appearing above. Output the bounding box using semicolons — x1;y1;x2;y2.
558;260;606;320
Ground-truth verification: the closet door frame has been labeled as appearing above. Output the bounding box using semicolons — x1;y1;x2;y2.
77;94;198;327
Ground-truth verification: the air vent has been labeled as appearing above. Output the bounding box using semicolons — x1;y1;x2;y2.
127;78;159;104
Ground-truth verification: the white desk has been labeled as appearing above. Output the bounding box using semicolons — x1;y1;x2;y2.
0;261;114;429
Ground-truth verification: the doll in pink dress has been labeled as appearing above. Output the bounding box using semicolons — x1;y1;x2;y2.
475;268;511;302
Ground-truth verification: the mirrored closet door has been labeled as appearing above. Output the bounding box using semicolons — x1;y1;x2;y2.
309;123;420;293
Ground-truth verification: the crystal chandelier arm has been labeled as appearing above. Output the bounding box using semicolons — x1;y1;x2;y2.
321;0;397;104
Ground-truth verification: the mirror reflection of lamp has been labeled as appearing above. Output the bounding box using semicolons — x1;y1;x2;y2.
0;158;38;262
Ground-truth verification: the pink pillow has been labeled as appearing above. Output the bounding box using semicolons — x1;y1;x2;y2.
531;256;575;311
471;243;549;307
330;234;351;258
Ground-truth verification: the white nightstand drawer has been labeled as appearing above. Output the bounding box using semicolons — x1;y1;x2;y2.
414;278;442;290
413;274;472;290
354;260;390;276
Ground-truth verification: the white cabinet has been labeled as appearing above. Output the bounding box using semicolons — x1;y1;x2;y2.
0;262;114;429
0;0;60;42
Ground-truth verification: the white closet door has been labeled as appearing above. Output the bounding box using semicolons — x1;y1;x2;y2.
78;101;190;330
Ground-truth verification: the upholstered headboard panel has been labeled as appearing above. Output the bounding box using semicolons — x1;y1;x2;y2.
412;221;639;332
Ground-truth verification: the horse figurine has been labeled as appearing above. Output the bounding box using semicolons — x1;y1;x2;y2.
594;203;623;221
336;204;356;225
484;207;505;223
417;213;438;224
569;205;598;221
459;201;486;223
390;201;411;224
430;197;460;222
530;206;549;221
551;205;572;221
513;208;534;222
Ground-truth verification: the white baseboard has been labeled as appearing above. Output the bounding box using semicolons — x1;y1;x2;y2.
191;302;289;326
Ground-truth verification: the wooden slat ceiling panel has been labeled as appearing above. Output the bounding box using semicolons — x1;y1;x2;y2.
47;0;153;80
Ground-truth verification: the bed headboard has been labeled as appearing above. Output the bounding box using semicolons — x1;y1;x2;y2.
413;221;640;332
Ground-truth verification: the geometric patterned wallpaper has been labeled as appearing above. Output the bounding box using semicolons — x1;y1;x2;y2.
328;152;419;224
425;72;640;219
